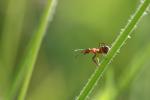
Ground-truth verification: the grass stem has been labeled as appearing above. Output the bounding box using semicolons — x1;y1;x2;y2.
76;0;150;99
7;0;58;100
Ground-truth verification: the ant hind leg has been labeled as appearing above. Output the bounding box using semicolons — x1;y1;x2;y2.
96;57;100;66
92;54;99;66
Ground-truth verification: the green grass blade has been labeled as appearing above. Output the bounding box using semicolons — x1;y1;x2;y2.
7;0;58;100
0;0;26;68
76;0;150;100
0;0;27;94
96;44;150;100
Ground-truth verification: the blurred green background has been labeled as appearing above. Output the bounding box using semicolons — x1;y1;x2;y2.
0;0;150;100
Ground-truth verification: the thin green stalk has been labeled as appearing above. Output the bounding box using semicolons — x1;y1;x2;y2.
0;0;27;94
76;0;150;100
7;0;58;100
1;0;26;68
97;44;150;100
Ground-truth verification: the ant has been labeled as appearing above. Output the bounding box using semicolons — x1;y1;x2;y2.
74;43;110;66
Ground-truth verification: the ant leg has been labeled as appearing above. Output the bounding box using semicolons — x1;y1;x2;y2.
96;57;100;66
92;54;99;66
98;43;106;48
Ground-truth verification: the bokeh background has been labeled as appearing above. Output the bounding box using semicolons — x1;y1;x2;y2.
0;0;150;100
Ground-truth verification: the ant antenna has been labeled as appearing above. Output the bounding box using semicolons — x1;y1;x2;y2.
73;49;84;58
74;49;84;52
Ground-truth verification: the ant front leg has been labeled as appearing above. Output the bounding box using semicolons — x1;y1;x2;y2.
92;54;99;66
98;43;106;48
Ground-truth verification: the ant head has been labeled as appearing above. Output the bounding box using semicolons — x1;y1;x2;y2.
101;46;110;54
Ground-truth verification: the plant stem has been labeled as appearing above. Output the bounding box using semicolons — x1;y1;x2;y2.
76;0;150;100
7;0;57;100
0;0;27;94
97;43;150;100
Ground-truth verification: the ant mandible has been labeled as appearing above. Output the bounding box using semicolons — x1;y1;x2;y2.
75;43;110;66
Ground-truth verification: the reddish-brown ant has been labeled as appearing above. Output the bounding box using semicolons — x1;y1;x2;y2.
74;43;110;66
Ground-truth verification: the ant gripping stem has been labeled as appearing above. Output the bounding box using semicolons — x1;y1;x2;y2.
92;54;100;66
74;43;110;66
